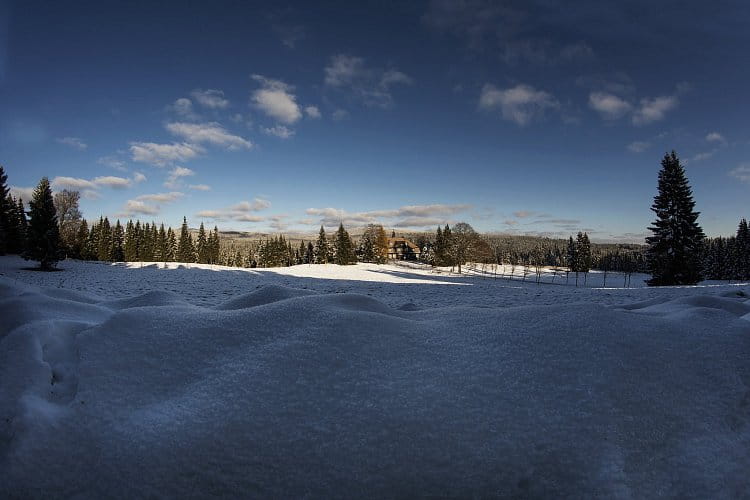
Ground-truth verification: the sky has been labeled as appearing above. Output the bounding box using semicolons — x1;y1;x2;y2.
1;0;749;241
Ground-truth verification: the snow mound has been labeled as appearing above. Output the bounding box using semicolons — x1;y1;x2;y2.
2;279;750;498
620;294;750;320
216;284;317;310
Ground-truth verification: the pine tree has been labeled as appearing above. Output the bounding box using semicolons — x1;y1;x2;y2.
305;241;314;264
646;151;705;286
166;227;177;262
15;198;28;254
111;220;125;262
23;177;63;270
177;216;195;263
124;220;137;261
196;222;209;264
0;166;10;255
211;226;220;264
315;226;329;264
735;218;750;280
4;195;21;254
73;219;89;259
156;223;167;262
97;217;112;261
334;222;356;265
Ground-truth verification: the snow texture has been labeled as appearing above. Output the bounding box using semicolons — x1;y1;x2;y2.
1;256;749;498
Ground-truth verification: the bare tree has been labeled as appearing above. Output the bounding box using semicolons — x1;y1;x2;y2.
447;222;479;274
53;189;82;255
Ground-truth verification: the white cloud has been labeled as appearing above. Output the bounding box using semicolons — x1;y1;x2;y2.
97;155;127;171
189;184;211;191
52;176;96;190
729;164;750;183
166;122;252;150
171;98;198;120
135;191;184;203
588;92;632;120
56;137;87;150
692;151;714;162
262;125;295;139
190;89;229;109
632;95;678;125
232;199;271;212
196;210;224;219
91;176;131;189
164;166;195;189
273;24;305;49
9;186;35;203
304;105;321;119
324;54;412;108
123;200;159;215
250;74;302;124
133;172;147;183
234;214;265;222
130;142;204;167
479;83;558;126
627;141;650;153
706;132;727;145
305;204;470;228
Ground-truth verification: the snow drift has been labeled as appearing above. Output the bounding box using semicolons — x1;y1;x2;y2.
1;275;749;498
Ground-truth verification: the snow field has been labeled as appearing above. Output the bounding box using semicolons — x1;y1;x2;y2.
1;256;750;497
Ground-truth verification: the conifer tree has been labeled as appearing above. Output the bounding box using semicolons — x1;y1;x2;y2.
4;195;22;255
124;220;137;261
73;219;88;259
211;226;220;264
156;223;167;262
0;166;9;255
14;198;28;254
177;216;195;262
97;217;113;261
134;221;143;261
735;218;750;280
196;222;209;264
23;177;63;270
646;151;705;285
315;225;329;264
334;222;356;265
305;241;314;264
298;240;306;264
166;227;177;262
111;220;125;262
360;225;376;262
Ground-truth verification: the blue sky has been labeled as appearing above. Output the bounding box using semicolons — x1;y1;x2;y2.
1;0;749;241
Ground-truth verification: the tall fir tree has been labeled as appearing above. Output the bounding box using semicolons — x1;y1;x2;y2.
334;222;356;265
177;216;195;263
735;218;750;280
196;222;209;264
23;177;63;270
111;220;125;262
315;226;329;264
124;220;137;261
166;227;177;262
14;198;28;254
73;219;88;259
646;151;705;285
97;217;112;261
374;225;388;264
0;166;10;255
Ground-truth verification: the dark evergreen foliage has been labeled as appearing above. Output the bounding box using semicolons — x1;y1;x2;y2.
645;151;705;286
23;177;63;270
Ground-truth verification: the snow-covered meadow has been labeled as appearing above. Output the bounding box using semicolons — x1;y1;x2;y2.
1;255;749;497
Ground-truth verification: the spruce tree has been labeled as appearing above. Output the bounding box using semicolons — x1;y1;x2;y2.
374;225;388;264
73;219;89;260
166;227;177;262
0;166;9;254
23;177;63;270
15;198;28;254
177;216;195;262
334;222;356;265
124;220;137;261
156;223;167;262
211;226;220;264
735;218;750;280
646;151;705;285
111;220;125;262
97;217;112;261
315;226;329;264
196;222;209;264
305;241;314;264
4;195;21;254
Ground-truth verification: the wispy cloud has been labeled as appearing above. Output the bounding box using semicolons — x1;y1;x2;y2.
324;54;413;108
190;89;229;109
479;83;558;126
97;155;128;171
188;184;211;191
130;142;204;167
196;198;272;222
135;191;184;203
56;137;87;150
632;95;678;125
588;92;632;120
166;122;252;150
170;98;199;120
272;24;305;48
706;132;727;145
304;105;321;119
164;166;195;189
251;74;302;124
729;164;750;183
261;125;295;139
305;204;470;228
627;141;650;153
122;200;160;216
52;175;133;190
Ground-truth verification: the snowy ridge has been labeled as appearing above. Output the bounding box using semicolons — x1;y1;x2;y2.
1;272;750;498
